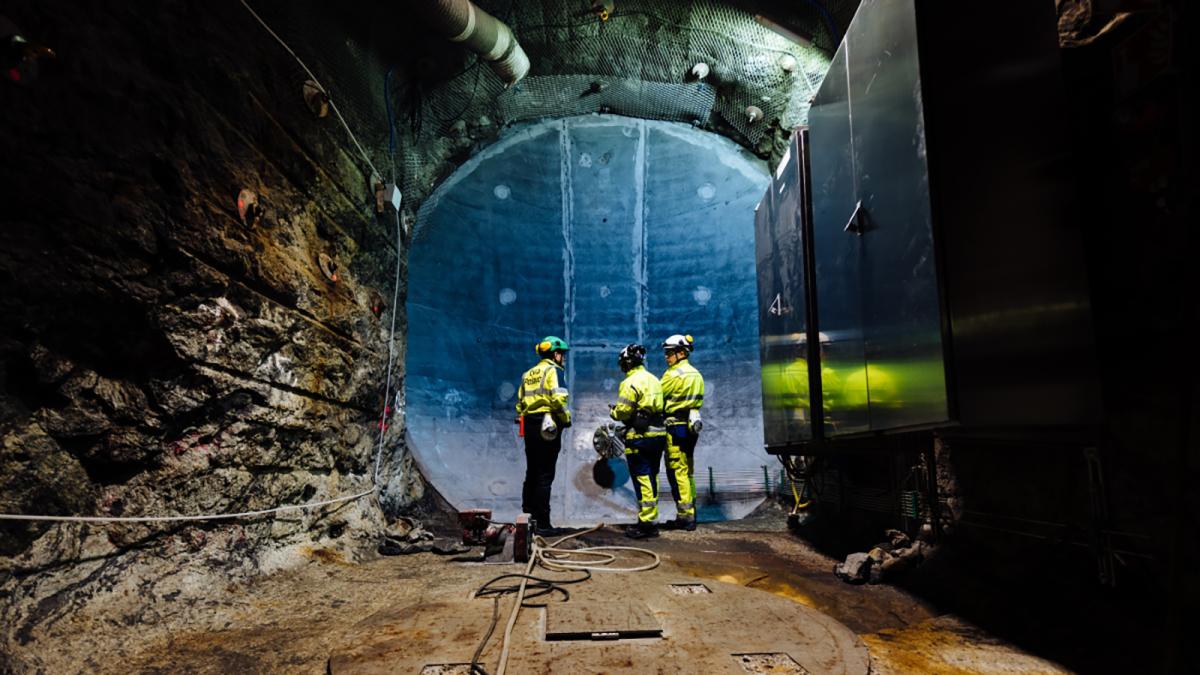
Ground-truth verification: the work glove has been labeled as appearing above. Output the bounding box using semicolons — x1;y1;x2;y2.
540;413;558;440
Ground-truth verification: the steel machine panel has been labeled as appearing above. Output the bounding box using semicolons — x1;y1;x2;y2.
758;0;1100;453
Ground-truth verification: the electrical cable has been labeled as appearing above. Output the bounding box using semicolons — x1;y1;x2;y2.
475;570;591;606
466;524;660;675
373;207;404;486
494;544;538;675
803;0;841;46
471;594;501;674
0;487;377;524
384;68;397;183
238;0;383;182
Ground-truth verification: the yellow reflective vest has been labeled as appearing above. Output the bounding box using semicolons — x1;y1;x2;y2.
761;357;841;418
610;365;666;440
661;359;705;420
515;359;571;425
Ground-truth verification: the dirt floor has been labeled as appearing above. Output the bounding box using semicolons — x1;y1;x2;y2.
8;502;1076;674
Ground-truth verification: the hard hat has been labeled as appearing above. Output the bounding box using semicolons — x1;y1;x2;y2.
661;334;695;353
618;343;646;371
536;336;570;356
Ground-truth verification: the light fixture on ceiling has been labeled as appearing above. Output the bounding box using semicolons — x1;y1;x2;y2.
302;80;330;118
591;0;614;22
236;189;261;227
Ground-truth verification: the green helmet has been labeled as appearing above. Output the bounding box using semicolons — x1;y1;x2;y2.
536;336;569;356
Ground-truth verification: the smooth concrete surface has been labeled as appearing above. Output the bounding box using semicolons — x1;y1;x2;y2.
406;115;772;525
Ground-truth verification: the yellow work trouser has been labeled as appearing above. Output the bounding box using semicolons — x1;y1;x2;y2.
625;435;666;523
665;422;697;519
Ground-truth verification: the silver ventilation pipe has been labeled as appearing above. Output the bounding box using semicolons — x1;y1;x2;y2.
418;0;530;86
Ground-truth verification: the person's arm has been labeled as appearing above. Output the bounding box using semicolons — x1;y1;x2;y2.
515;377;527;415
610;381;638;422
661;370;680;413
545;367;571;425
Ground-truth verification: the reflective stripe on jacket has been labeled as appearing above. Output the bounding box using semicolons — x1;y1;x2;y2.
661;359;705;418
610;365;666;440
515;359;571;424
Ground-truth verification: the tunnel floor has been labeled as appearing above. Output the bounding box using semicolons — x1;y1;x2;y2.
21;512;1072;674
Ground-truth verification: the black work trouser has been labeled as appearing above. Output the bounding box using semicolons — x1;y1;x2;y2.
521;416;561;529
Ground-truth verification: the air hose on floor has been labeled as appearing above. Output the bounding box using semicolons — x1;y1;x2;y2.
469;525;659;675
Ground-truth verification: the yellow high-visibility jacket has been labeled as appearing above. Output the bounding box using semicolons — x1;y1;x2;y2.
610;365;666;440
661;359;705;421
515;359;571;425
763;358;842;413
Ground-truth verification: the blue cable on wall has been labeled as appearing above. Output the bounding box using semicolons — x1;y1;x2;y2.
804;0;841;46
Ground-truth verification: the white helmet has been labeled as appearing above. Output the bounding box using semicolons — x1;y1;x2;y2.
661;334;694;353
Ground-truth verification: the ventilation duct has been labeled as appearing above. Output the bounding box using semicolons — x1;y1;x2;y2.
417;0;530;86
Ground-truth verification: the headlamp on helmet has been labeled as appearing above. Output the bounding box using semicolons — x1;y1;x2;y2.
618;343;646;371
536;336;570;356
661;334;694;354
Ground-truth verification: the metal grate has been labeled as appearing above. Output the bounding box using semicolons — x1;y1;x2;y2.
420;666;479;675
669;583;713;594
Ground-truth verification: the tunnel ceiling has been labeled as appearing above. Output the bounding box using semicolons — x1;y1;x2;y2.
248;0;855;213
391;0;851;206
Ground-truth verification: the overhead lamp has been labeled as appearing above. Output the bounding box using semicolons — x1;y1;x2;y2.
318;252;339;284
236;189;261;227
592;0;614;21
302;80;329;118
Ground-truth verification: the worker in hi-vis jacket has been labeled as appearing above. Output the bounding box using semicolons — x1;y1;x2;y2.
609;343;668;539
660;334;705;531
515;336;571;535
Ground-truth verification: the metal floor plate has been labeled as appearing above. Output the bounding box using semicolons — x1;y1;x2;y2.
545;600;662;641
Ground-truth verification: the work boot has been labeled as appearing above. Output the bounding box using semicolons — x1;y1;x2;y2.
624;522;659;539
662;517;697;531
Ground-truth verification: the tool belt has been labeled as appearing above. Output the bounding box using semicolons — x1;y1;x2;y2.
666;410;702;436
630;409;666;433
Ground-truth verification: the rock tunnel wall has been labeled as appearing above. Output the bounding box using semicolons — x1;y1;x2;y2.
0;1;414;663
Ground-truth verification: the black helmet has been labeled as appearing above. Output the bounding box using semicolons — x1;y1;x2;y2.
618;343;646;372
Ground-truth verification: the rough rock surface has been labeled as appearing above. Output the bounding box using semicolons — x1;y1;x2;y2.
1056;0;1139;47
0;2;420;669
